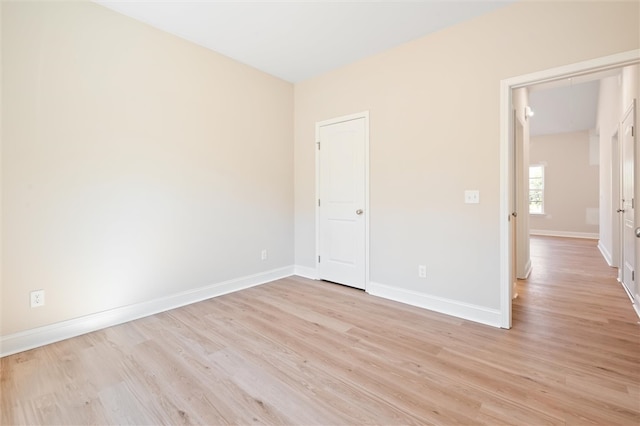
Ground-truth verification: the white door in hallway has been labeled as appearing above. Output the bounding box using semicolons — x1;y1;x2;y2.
621;102;636;300
317;114;367;290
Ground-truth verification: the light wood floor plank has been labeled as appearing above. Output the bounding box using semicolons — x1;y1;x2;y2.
2;236;639;425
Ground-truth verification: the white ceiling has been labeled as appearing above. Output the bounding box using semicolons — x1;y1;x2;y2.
528;68;624;136
95;0;513;83
529;80;600;137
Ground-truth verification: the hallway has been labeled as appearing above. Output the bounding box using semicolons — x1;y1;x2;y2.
515;236;636;327
512;235;639;422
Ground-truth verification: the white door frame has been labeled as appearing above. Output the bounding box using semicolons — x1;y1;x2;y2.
499;50;640;329
315;111;370;289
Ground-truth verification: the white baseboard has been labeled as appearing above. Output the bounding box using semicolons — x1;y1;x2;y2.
530;229;598;239
294;265;318;280
618;281;640;320
0;266;295;358
598;241;614;266
620;279;635;303
367;281;502;328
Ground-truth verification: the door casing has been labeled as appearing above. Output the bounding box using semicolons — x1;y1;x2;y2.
315;111;370;289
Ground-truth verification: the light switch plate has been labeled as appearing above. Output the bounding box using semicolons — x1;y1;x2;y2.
465;190;480;204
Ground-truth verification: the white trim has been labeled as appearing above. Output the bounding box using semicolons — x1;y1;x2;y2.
0;266;294;358
633;301;640;320
294;265;319;280
620;278;635;302
499;77;512;329
508;51;640;90
520;258;532;280
530;229;599;239
598;240;615;266
367;281;502;328
500;49;640;330
315;111;370;290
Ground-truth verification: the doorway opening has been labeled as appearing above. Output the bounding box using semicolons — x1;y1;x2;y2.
500;50;640;328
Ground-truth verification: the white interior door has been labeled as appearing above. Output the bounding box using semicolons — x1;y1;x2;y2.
612;131;620;268
318;115;367;290
621;102;636;300
510;110;518;299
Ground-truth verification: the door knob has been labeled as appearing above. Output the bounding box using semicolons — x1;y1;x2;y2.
356;209;363;215
635;227;640;238
617;209;625;213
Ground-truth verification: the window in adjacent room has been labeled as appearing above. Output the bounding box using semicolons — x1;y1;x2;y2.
529;164;544;214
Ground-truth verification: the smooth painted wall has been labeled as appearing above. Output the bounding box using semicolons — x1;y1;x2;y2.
529;131;599;235
2;1;294;335
598;75;623;265
294;1;639;311
597;66;639;268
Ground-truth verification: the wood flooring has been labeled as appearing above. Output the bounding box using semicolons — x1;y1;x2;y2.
1;236;639;425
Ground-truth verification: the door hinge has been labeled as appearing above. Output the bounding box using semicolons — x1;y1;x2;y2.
316;141;321;150
632;271;635;281
632;126;635;137
633;198;635;209
318;199;321;207
318;255;321;263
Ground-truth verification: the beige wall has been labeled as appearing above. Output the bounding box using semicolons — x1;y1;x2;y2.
294;1;639;310
1;2;294;335
530;131;599;235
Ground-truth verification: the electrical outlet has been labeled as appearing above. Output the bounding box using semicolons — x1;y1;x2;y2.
30;290;45;308
261;249;268;261
418;265;427;279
